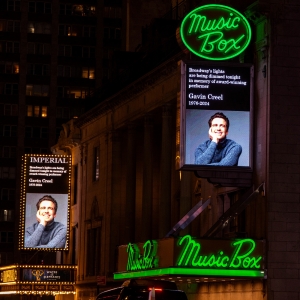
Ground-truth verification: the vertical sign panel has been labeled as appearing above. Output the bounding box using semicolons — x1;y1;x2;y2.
19;154;71;251
179;61;253;170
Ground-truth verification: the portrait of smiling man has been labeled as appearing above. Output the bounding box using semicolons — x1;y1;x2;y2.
194;112;242;166
24;195;67;248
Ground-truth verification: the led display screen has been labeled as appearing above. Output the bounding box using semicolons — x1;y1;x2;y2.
179;61;253;170
19;154;71;251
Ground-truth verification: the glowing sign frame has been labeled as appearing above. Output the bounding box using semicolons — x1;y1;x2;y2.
19;154;72;251
0;265;77;296
180;4;252;60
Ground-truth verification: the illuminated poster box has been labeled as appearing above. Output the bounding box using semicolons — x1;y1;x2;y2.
178;61;253;171
19;154;71;251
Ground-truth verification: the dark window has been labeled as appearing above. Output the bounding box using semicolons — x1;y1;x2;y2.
0;167;16;179
1;188;15;201
7;0;20;11
28;2;51;13
3;125;17;137
0;232;14;243
4;84;18;95
3;146;16;158
86;227;101;276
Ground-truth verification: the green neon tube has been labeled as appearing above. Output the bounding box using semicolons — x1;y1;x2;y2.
114;268;265;280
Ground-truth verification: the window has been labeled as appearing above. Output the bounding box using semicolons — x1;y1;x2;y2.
104;6;122;18
28;22;51;34
28;2;51;13
4;84;18;95
59;4;96;16
7;20;20;32
27;105;47;117
57;66;94;79
27;64;50;76
56;107;83;119
86;199;101;276
27;43;51;55
3;125;17;137
59;4;72;15
77;5;96;16
83;47;95;58
26;85;49;96
59;24;81;36
58;45;71;57
0;61;19;74
1;188;15;201
7;1;20;11
0;167;16;179
0;41;19;53
0;232;14;243
104;27;121;39
58;45;95;58
83;26;96;37
25;127;48;138
2;146;16;158
0;210;14;221
93;146;100;181
57;86;92;99
0;104;18;116
82;67;95;79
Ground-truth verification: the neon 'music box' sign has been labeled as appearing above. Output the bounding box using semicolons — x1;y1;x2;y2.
180;4;252;60
114;235;266;280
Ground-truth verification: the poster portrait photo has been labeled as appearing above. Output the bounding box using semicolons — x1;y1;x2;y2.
185;110;250;167
24;193;68;249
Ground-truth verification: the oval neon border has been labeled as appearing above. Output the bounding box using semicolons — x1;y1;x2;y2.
180;4;252;61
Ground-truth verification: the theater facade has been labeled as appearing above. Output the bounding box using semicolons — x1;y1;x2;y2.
50;1;300;299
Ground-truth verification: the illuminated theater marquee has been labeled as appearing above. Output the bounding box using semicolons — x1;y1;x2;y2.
180;4;252;60
0;265;77;296
114;235;266;280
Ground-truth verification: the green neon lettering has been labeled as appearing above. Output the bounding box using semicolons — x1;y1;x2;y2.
220;256;229;267
229;239;261;269
177;235;232;268
178;235;200;266
251;257;262;268
180;4;252;60
198;32;245;54
188;14;207;33
224;35;245;53
231;17;240;28
189;13;241;33
198;32;223;53
126;240;158;271
218;39;227;51
127;243;141;271
177;235;262;270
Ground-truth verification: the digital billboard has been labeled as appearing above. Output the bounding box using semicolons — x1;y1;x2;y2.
19;154;71;251
179;61;253;170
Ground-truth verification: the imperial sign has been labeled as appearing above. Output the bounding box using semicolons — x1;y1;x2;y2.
180;4;252;60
